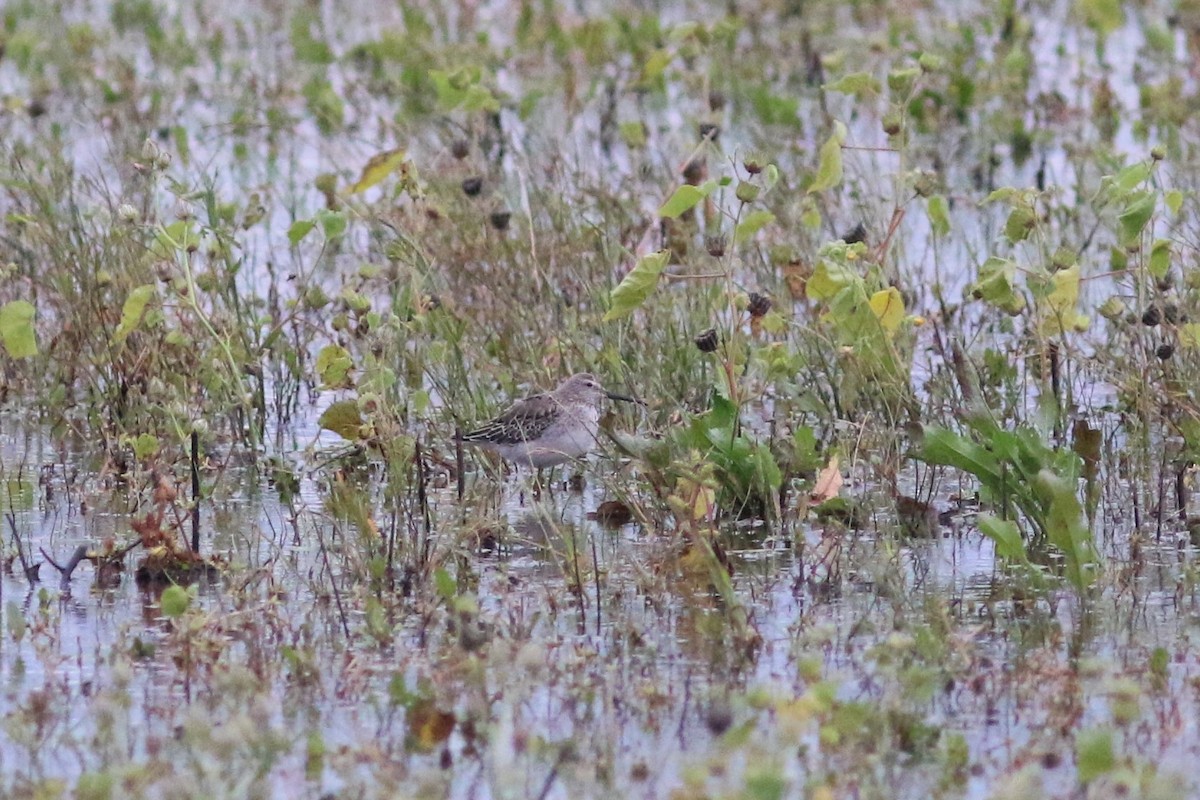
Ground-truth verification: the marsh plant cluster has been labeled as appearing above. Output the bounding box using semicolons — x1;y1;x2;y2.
0;0;1199;798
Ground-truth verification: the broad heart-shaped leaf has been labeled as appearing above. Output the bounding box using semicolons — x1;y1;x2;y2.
114;284;156;342
971;257;1026;315
1117;190;1155;244
0;300;37;359
807;121;846;194
318;400;364;440
868;287;905;334
805;257;858;302
315;344;354;389
603;250;670;321
348;148;409;194
1038;265;1089;335
658;180;717;219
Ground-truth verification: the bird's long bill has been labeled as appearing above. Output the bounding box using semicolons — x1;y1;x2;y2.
605;389;640;404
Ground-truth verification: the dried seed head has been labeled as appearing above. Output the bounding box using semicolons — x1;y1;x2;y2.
694;327;719;353
682;157;706;184
841;223;867;245
1142;305;1162;327
489;210;511;231
461;176;483;196
451;139;470;160
1157;343;1175;360
742;155;766;175
705;235;727;258
747;292;772;318
698;123;720;142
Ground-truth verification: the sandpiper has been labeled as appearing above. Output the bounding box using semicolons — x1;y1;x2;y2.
459;373;636;469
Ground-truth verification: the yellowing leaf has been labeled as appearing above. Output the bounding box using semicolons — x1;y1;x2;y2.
808;121;846;194
316;345;354;389
1040;265;1089;334
114;284;156;342
869;287;905;334
0;300;37;359
348;148;410;194
811;456;842;503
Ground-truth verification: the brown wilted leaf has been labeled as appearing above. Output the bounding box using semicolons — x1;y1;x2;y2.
589;500;633;528
810;455;843;504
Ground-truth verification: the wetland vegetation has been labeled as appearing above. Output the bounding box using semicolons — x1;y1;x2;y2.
0;0;1199;797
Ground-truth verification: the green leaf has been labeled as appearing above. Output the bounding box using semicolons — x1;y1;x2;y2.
114;285;156;342
1118;191;1155;243
288;219;316;245
160;585;190;618
823;72;881;98
734;210;776;243
318;400;364;440
807;121;846;194
927;195;950;237
978;514;1028;563
603;250;670;321
658;180;717;218
433;567;456;600
0;300;37;359
316;344;354;389
1003;205;1036;242
318;209;348;240
1149;238;1171;279
1076;727;1114;782
1079;0;1123;38
1166;189;1183;215
132;433;159;460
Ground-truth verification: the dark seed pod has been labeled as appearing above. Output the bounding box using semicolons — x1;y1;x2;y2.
695;327;719;353
1157;343;1175;360
450;139;470;160
708;90;726;112
747;292;772;318
1164;303;1180;324
1157;274;1174;292
682;157;706;183
489;210;511;231
1142;305;1162;327
698;123;720;142
461;176;483;196
841;223;867;245
27;98;46;118
706;235;727;258
743;157;765;175
704;698;733;736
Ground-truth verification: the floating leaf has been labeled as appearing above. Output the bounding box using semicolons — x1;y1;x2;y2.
316;344;354;389
114;285;156;342
807;121;846;194
318;400;364;440
869;287;905;334
0;300;37;359
604;250;670;321
348;148;410;194
658;180;717;218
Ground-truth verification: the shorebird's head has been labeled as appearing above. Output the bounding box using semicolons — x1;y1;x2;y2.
559;373;636;405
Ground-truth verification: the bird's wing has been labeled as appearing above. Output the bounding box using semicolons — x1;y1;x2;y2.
460;392;560;444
